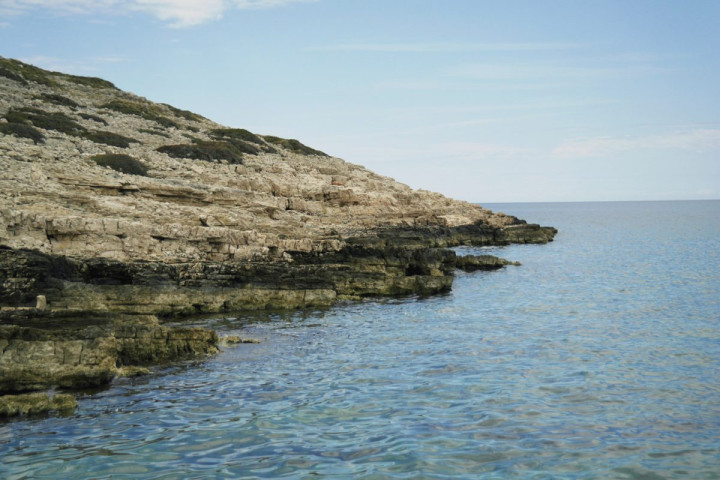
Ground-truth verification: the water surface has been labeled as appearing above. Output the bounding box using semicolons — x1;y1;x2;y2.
2;200;719;479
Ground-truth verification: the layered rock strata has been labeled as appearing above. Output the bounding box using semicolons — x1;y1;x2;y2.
0;315;218;394
0;58;556;415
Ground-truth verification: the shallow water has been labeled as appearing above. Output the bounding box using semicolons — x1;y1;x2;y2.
2;200;719;479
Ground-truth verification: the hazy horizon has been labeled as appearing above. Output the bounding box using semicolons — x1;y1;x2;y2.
1;0;718;203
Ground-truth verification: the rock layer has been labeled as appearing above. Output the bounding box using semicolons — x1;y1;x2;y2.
0;315;218;394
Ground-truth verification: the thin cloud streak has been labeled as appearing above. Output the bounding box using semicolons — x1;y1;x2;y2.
552;129;720;158
445;62;667;82
309;41;585;53
235;0;316;8
0;0;316;26
0;0;117;15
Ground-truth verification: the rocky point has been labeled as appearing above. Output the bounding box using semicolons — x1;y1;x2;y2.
0;57;556;417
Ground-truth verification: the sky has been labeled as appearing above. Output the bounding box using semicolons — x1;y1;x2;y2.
1;0;719;203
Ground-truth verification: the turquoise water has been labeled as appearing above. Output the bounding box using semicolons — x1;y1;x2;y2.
2;200;719;479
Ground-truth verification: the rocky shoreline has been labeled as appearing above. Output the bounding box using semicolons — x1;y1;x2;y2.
0;224;554;418
0;57;556;417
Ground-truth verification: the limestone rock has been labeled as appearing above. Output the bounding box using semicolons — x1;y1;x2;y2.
0;57;554;275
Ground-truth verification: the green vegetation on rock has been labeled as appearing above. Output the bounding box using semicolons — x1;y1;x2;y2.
79;112;108;125
157;141;246;164
0;57;55;86
4;107;85;136
39;93;80;109
263;135;328;156
102;99;180;129
3;107;135;147
210;128;277;154
0;122;45;144
139;128;170;138
62;73;116;89
0;65;28;85
162;103;205;122
84;130;140;148
211;128;265;145
91;153;149;176
0;56;117;89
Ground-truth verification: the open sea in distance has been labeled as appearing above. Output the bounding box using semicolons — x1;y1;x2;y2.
1;200;719;479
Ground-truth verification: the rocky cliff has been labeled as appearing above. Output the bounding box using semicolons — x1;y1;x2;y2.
0;57;556;414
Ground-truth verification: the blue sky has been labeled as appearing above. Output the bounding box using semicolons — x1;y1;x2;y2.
1;0;718;202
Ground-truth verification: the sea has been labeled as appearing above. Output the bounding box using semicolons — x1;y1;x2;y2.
1;200;719;479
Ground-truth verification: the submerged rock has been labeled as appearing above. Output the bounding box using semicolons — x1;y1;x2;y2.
220;335;261;345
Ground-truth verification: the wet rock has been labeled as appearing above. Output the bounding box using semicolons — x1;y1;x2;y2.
0;392;77;417
116;366;151;377
0;316;218;396
0;324;117;393
220;335;261;345
455;254;521;272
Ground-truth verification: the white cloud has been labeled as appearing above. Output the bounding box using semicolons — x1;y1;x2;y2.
552;129;720;158
132;0;225;27
234;0;316;8
0;0;116;15
445;62;665;82
0;0;316;26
